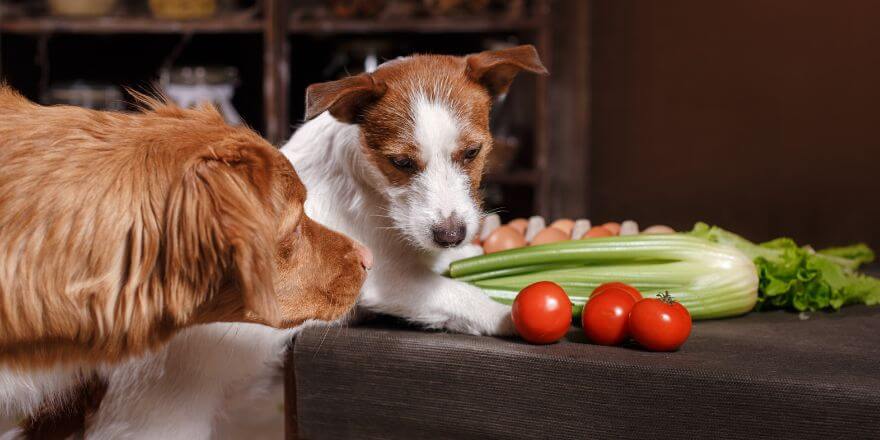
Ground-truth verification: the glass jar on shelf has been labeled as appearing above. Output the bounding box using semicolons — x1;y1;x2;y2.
148;0;218;20
159;65;242;125
44;81;125;111
47;0;118;17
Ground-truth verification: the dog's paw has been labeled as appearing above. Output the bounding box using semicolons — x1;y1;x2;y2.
441;301;516;337
487;306;517;336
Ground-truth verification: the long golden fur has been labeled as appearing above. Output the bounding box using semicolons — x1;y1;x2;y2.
0;86;367;369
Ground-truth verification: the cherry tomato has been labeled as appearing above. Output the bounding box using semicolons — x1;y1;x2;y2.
628;292;692;351
512;281;573;344
590;282;643;303
581;290;637;345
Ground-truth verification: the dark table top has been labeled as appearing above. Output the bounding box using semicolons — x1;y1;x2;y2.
291;304;880;439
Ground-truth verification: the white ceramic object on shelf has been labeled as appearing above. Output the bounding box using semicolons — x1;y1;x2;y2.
160;66;242;125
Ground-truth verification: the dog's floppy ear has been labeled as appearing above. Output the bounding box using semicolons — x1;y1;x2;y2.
465;44;549;97
305;73;387;123
166;143;280;326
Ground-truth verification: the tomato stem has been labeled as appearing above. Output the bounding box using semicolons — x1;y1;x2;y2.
657;291;677;304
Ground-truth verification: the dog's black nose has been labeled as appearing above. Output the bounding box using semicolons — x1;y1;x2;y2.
432;216;467;248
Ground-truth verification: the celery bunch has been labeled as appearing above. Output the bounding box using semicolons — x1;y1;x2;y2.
449;233;759;320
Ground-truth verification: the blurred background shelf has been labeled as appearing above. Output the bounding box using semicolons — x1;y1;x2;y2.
0;14;263;34
287;17;539;34
0;0;587;221
484;170;539;186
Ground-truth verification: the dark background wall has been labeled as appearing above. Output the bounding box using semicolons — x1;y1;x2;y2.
590;0;880;250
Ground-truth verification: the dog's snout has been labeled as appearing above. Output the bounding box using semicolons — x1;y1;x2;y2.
431;215;467;248
353;241;373;270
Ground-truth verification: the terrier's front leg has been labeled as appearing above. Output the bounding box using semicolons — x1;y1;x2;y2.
362;269;515;336
435;280;515;336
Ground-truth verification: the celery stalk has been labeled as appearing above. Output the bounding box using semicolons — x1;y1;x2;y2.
454;263;578;282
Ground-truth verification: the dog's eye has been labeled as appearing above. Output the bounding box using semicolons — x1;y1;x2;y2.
462;144;482;162
390;156;417;172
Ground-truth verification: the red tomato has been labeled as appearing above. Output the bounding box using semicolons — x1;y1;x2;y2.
590;282;643;303
628;292;692;351
512;281;573;344
581;290;637;345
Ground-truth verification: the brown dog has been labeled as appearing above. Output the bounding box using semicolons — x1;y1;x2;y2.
0;86;369;373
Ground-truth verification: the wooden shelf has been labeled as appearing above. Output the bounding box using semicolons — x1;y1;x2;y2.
0;0;564;221
0;15;263;34
288;16;539;35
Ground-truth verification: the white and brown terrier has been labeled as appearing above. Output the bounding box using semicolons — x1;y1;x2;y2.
78;45;547;438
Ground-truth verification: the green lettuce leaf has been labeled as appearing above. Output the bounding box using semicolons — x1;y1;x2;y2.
817;244;875;271
689;223;880;312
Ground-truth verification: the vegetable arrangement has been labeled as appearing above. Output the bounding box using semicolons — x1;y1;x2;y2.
451;216;880;320
454;217;759;320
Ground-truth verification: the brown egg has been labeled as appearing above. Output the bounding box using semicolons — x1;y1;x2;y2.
601;222;621;235
549;219;575;236
581;226;614;239
530;227;569;246
482;225;527;254
507;218;528;234
474;213;501;245
642;225;676;234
